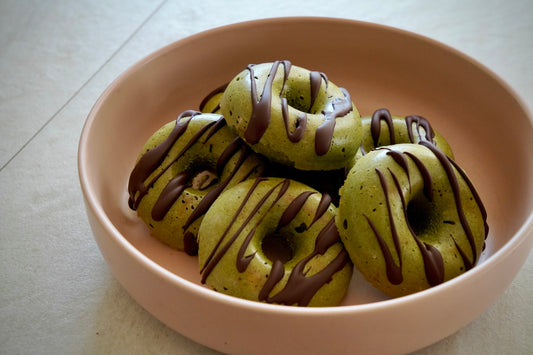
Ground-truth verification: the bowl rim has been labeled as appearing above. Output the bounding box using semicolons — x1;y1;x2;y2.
78;16;533;315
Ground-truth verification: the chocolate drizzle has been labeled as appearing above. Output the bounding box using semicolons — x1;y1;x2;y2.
199;83;228;113
281;98;307;142
259;219;349;306
309;71;327;108
278;191;315;228
127;111;262;255
128;110;199;210
151;172;189;221
365;108;437;154
406;115;435;144
315;87;353;156
364;215;403;284
370;109;396;146
200;178;350;306
183;231;199;255
245;60;352;156
364;145;488;287
245;61;291;144
183;139;248;231
419;141;487;266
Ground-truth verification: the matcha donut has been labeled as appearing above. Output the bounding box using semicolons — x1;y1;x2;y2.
337;143;488;297
354;108;453;163
220;60;362;170
127;111;265;254
198;177;353;306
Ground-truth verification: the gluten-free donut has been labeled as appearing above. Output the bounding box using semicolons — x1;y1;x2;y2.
198;177;353;306
220;60;362;170
337;143;488;297
128;111;265;254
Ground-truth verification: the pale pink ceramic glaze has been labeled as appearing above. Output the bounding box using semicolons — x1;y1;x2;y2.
78;17;533;354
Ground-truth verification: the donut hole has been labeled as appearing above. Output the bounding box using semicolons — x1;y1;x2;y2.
281;79;316;113
261;232;294;264
186;160;218;190
283;91;311;113
406;194;436;236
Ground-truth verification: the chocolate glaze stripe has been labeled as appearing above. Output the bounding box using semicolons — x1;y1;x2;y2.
183;140;254;231
453;238;474;271
204;114;228;141
369;108;437;148
215;136;242;175
371;108;395;146
200;177;264;278
259;218;349;306
128;110;200;210
389;164;445;285
281;97;307;142
403;151;433;201
245;60;291;144
235;180;292;273
384;149;411;190
261;193;350;306
309;71;328;109
420;141;481;265
183;231;198;256
200;178;288;281
236;226;258;273
406;115;435;143
315;87;353;156
198;83;228;113
367;164;446;286
278;191;315;228
364;215;403;284
314;218;342;254
258;259;285;302
310;193;333;228
413;237;445;286
260;250;350;306
151;172;189;221
448;157;489;239
277;190;332;230
374;168;403;284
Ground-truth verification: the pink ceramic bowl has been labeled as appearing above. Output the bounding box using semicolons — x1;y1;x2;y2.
78;17;533;354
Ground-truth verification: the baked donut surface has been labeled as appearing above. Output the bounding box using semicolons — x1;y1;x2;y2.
198;177;353;306
220;60;362;170
337;143;488;297
127;111;265;254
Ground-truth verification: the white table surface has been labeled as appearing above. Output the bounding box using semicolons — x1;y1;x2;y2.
1;0;532;354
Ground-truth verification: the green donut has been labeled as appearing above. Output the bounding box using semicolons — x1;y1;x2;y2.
128;111;265;254
352;108;454;165
198;177;353;307
337;143;488;297
220;60;362;170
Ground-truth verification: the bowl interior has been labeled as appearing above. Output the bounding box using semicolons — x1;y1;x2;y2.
82;17;533;306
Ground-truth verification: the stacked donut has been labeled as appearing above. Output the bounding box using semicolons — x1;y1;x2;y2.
127;60;488;306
